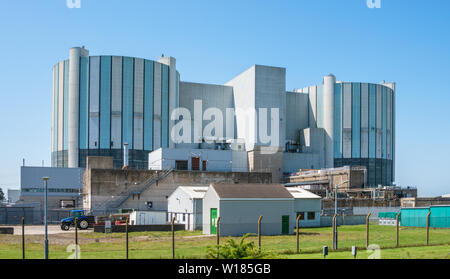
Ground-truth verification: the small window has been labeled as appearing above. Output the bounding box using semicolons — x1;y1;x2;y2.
183;214;186;221
297;212;304;220
175;160;188;170
307;212;316;220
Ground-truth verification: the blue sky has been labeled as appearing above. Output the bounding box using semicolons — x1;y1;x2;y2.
0;0;449;197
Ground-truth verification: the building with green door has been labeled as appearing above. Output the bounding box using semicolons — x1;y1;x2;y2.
202;183;321;236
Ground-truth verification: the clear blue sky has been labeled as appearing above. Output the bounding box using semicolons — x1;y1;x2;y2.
0;0;449;197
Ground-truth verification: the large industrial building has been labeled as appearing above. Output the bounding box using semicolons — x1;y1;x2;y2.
52;46;395;186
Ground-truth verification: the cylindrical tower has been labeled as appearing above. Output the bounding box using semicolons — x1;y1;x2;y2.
323;74;335;169
51;47;180;169
68;47;89;168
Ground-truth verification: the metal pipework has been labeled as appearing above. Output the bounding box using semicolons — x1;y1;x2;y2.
426;211;431;246
123;143;129;169
216;216;221;259
396;212;401;247
296;214;301;254
332;213;337;250
43;177;49;260
366;213;371;249
171;217;176;259
21;217;25;259
258;216;263;252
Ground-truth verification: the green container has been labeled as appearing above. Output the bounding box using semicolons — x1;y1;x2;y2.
400;208;430;227
429;205;450;228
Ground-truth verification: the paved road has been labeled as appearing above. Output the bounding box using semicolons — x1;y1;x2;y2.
0;225;92;235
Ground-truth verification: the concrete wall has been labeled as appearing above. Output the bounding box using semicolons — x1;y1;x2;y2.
285;92;309;142
84;169;272;214
148;148;248;172
218;200;294;236
179;81;235;143
293;199;321;227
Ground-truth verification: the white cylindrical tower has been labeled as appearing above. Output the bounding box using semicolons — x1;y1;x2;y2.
158;56;177;148
68;46;89;168
323;74;336;169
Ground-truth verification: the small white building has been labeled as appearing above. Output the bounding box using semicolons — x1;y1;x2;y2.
203;183;296;236
168;186;208;230
148;147;248;172
129;211;167;225
287;187;322;228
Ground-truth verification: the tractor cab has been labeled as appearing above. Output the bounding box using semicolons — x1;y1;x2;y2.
60;210;93;231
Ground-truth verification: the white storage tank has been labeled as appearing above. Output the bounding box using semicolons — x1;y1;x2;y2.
129;211;167;225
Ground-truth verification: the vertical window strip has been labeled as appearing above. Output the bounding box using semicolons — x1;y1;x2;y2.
144;60;154;151
79;56;89;150
333;83;342;159
63;60;70;151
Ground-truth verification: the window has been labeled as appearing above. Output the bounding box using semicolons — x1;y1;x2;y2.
183;214;186;222
307;212;316;220
297;212;304;220
175;160;188;170
60;200;75;208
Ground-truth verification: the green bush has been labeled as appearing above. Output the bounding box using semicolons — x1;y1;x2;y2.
206;234;276;259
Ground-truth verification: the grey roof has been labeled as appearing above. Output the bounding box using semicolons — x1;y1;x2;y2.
211;183;294;199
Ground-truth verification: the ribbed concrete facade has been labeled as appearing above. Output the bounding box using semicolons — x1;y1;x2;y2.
51;47;395;186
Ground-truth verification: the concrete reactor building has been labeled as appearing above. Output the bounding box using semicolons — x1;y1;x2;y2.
51;46;395;186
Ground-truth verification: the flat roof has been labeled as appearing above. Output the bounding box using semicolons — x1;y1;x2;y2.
211;183;293;199
286;187;321;199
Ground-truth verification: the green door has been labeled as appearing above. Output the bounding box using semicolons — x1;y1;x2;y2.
282;216;290;235
210;208;218;235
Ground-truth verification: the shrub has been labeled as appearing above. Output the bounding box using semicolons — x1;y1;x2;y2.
206;233;275;259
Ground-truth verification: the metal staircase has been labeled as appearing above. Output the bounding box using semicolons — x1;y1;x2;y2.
100;168;173;211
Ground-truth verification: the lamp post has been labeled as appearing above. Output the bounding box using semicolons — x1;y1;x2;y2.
42;177;49;259
333;180;349;250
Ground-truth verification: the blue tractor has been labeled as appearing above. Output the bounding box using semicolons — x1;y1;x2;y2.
60;210;94;231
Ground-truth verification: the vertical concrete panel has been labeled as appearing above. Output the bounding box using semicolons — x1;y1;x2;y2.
351;83;361;158
51;66;56;153
63;60;70;152
308;86;317;128
58;61;64;152
89;56;100;149
369;84;376;159
360;83;369;158
153;62;162;149
99;56;112;149
68;47;88;168
111;56;123;149
144;60;154;151
342;83;352;158
133;58;144;150
323;75;335;168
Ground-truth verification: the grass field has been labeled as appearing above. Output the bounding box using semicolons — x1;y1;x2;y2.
0;224;449;259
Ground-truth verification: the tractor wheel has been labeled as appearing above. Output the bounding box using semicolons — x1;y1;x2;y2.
61;223;70;231
78;220;89;230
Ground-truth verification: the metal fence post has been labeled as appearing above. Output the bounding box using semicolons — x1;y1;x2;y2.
366;213;371;249
396;212;401;248
296;214;301;254
258;216;263;252
74;218;78;259
426;211;431;246
171;217;176;259
216;216;221;259
332;213;337;250
21;217;25;259
126;217;129;259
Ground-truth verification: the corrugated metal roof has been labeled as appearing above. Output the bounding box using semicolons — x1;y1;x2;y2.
286;187;321;199
211;183;293;199
177;186;209;199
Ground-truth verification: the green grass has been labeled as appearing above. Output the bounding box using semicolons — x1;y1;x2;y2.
0;224;449;259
